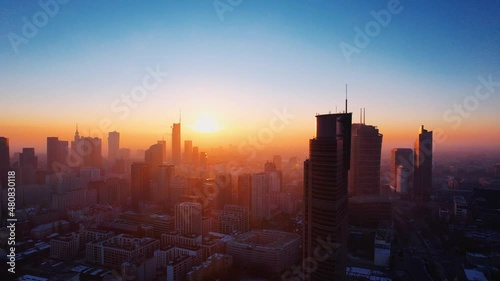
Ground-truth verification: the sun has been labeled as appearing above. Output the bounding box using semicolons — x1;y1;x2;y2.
193;115;220;133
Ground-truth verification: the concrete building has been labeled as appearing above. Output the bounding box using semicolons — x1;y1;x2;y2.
219;204;249;234
50;232;80;260
85;234;159;269
227;229;300;274
175;202;202;236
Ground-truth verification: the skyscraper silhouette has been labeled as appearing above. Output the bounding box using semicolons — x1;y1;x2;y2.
413;125;433;201
131;162;150;210
108;131;120;165
47;137;68;173
303;112;351;281
390;148;413;194
172;123;181;165
0;137;10;188
348;120;383;196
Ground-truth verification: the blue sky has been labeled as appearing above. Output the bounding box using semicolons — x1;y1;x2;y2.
1;0;499;154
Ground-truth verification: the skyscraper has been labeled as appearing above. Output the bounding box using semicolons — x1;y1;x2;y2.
172;123;181;165
131;162;150;210
251;173;271;225
0;137;10;188
184;140;192;164
145;143;164;180
348;121;383;196
108;131;120;165
413;125;433;201
390;148;413;194
303;112;351;281
47;137;68;172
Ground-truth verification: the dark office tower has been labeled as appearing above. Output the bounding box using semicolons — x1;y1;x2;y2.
192;146;199;167
184;140;193;164
348;123;383;196
215;173;232;209
131;162;150;210
237;174;252;208
0;137;10;174
158;164;175;208
107;131;120;165
413;125;433;201
19;148;38;185
273;155;282;170
47;137;68;172
303;112;351;281
20;148;38;168
172;123;181;165
78;137;102;168
145;143;164;180
264;161;277;173
390;148;413;193
199;152;207;168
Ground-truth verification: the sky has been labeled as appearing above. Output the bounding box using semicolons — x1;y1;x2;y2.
1;0;499;159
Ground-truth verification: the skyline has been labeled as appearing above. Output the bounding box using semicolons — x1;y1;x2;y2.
1;0;500;155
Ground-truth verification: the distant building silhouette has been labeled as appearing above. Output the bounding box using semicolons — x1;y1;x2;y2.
47;137;68;173
390;148;413;194
237;174;252;208
413;125;433;200
0;137;10;188
172;123;181;165
184;140;192;165
131;162;150;210
145;143;164;180
157;140;167;162
251;173;271;226
348;122;383;196
273;155;282;170
192;146;199;167
19;148;38;185
107;131;120;165
303;112;351;281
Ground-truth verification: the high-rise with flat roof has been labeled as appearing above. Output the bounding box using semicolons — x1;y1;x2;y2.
131;162;150;209
108;131;120;164
413;125;432;200
348;122;383;196
303;112;351;281
47;137;68;172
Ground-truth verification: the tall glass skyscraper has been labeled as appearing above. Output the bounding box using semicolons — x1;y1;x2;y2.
303;112;351;281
